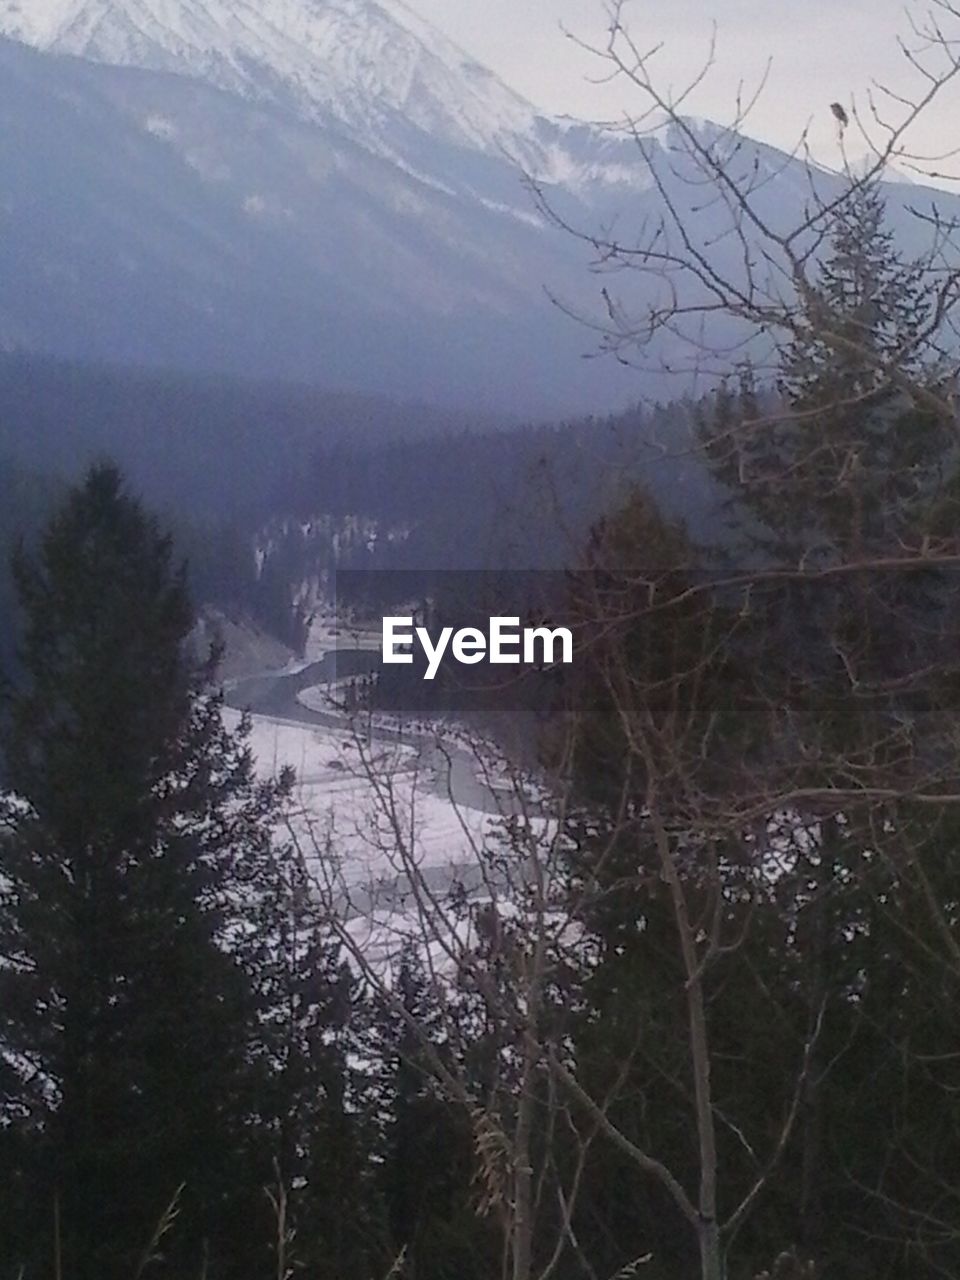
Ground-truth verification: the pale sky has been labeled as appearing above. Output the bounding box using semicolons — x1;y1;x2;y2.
410;0;960;180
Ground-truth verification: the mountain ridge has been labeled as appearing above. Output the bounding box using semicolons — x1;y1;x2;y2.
0;1;957;413
0;0;555;165
0;30;648;412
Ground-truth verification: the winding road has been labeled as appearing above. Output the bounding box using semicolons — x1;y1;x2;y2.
224;653;517;816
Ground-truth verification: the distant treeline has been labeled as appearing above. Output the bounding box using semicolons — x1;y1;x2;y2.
0;350;732;668
0;353;500;522
0;355;497;666
249;396;731;609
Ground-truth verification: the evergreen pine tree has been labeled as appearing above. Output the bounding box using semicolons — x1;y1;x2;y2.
376;944;494;1280
259;867;391;1280
702;178;960;1273
719;177;950;562
0;464;291;1279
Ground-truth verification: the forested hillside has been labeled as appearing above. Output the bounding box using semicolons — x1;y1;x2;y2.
0;356;508;672
0;352;723;674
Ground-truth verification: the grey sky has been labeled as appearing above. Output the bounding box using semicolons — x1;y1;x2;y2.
411;0;960;179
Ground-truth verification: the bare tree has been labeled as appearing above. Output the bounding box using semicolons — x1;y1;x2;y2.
531;0;960;411
292;712;595;1280
516;6;960;1275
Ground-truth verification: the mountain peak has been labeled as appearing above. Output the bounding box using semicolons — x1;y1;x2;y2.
0;0;545;156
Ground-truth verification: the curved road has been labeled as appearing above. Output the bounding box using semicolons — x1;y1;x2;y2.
225;655;516;815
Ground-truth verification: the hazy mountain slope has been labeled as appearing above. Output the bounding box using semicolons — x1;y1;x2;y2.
0;0;657;191
0;35;645;412
0;1;957;413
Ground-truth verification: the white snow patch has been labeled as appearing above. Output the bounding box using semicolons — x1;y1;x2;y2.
144;112;177;139
227;707;493;900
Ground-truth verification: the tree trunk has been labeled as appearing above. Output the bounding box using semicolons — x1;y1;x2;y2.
699;1216;724;1280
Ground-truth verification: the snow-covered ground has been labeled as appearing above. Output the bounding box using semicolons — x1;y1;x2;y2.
300;612;383;663
222;700;508;970
220;606;559;973
225;702;490;881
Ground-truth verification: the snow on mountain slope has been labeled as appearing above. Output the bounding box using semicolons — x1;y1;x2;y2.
0;0;551;166
0;32;650;413
0;2;955;413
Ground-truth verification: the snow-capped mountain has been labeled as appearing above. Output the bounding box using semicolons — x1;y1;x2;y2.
0;0;956;413
0;0;567;175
